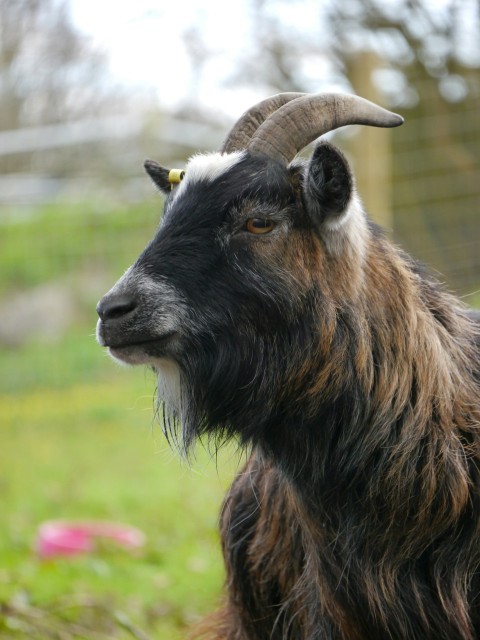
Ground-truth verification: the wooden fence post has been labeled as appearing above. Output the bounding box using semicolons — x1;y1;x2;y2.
347;51;395;231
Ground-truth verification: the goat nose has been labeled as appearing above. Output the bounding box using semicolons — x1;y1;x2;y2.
96;293;137;322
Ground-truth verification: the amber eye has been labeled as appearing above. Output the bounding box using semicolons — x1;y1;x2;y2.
245;218;275;235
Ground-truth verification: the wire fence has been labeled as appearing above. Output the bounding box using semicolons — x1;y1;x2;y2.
391;107;479;301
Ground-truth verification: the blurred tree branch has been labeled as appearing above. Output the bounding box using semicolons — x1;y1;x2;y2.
0;0;124;131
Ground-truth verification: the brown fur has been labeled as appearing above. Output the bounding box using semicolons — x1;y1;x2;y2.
193;228;480;639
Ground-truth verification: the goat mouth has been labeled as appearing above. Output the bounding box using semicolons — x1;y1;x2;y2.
107;332;180;364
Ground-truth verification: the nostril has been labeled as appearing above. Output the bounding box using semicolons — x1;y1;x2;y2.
97;293;137;322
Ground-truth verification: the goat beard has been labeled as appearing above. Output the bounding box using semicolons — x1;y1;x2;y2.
154;356;271;458
153;326;315;458
152;300;480;497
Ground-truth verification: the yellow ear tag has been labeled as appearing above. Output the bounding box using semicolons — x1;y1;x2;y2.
168;169;185;190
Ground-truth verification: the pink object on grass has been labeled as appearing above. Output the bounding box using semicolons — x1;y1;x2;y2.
36;520;146;559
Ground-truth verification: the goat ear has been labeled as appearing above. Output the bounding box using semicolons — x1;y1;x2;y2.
302;142;353;228
144;160;171;194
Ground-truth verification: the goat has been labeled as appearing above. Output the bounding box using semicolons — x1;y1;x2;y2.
96;93;480;639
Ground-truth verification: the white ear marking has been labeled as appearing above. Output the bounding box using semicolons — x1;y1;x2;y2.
321;192;368;258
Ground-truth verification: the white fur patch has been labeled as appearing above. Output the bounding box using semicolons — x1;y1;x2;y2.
171;151;245;201
155;358;182;416
322;193;368;258
322;192;363;232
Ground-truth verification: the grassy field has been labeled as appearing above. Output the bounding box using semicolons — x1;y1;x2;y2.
0;331;238;639
0;204;237;639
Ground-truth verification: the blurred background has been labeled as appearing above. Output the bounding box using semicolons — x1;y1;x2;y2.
1;0;479;638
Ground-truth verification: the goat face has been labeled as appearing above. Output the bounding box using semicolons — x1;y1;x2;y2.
96;142;363;446
97;93;402;447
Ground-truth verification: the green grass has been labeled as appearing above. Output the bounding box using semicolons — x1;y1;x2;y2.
0;200;161;296
0;332;238;639
0;201;231;637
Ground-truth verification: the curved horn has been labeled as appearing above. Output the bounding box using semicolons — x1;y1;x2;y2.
248;93;404;165
221;92;306;154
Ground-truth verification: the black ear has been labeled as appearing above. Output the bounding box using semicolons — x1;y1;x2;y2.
144;159;172;194
302;142;353;226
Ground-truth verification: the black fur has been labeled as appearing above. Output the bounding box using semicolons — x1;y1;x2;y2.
303;141;353;224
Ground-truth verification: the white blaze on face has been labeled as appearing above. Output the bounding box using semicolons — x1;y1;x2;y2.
169;151;246;202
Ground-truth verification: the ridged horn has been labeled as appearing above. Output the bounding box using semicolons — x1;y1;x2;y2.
221;92;306;154
248;93;404;165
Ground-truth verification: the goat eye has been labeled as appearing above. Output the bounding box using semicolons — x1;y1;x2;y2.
245;218;275;235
